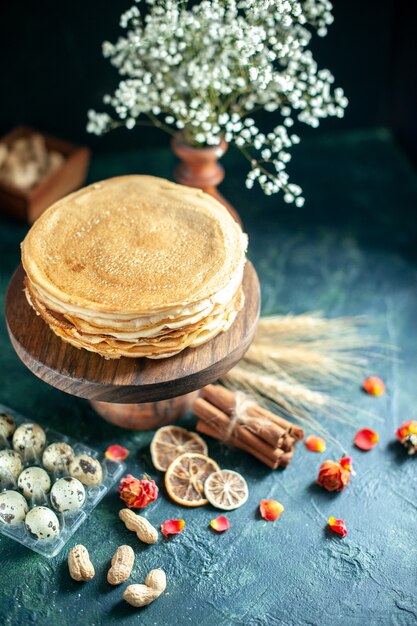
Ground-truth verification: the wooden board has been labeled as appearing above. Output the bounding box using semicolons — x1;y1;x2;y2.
6;262;260;403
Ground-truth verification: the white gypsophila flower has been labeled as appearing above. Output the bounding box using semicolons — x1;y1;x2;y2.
88;0;347;202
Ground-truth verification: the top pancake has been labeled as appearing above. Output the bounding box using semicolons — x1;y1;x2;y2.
21;175;247;314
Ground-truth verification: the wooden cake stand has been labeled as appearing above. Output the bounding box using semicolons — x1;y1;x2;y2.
5;262;260;429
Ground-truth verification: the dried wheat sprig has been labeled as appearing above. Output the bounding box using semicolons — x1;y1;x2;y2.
245;313;393;388
221;368;347;451
222;367;364;426
257;313;367;340
244;345;367;385
218;313;391;451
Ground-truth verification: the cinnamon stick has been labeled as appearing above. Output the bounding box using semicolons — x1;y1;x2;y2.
193;397;282;463
199;385;285;447
195;420;279;470
196;420;295;469
250;405;304;441
200;385;304;443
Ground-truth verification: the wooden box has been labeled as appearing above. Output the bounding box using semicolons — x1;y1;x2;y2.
0;126;90;223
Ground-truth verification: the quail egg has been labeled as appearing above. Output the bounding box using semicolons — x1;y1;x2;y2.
13;423;46;460
42;442;74;473
0;490;28;525
0;412;16;442
18;467;51;499
68;454;103;487
25;506;60;540
50;476;86;513
0;449;24;483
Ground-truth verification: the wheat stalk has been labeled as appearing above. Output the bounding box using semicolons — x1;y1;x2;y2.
257;312;366;339
219;313;389;449
244;345;367;385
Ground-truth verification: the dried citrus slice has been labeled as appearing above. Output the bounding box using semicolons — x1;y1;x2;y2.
165;452;220;507
150;426;208;471
204;469;249;511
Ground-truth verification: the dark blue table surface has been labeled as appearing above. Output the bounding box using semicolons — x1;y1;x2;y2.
0;128;416;626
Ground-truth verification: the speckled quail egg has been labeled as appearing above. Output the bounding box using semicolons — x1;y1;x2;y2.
0;449;23;482
13;423;46;459
25;506;60;540
18;467;51;499
42;442;74;473
50;476;86;513
68;454;103;487
0;490;28;525
0;412;16;442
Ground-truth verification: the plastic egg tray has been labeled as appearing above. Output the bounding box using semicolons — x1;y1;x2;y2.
0;404;125;558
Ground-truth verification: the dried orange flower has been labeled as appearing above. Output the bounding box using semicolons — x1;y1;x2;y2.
354;429;379;451
396;420;417;455
118;474;158;509
328;516;347;537
210;515;230;532
260;499;284;521
161;519;185;537
317;457;353;492
105;444;129;462
305;435;326;453
362;376;385;396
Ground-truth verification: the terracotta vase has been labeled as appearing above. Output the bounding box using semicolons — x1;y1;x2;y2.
171;134;242;226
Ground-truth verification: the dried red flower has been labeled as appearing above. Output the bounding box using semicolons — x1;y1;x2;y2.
305;435;326;453
396;420;417;441
210;516;230;533
118;474;158;509
396;420;417;455
328;516;348;537
161;519;185;537
105;444;129;462
362;376;385;396
354;429;379;451
259;499;284;521
317;457;353;492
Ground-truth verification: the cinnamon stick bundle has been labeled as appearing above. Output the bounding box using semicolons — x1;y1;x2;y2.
193;385;304;470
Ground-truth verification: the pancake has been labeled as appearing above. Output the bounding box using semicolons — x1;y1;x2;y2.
21;175;247;359
37;288;243;359
22;175;247;314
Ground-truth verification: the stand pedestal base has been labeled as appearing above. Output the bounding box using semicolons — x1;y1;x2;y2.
90;392;198;430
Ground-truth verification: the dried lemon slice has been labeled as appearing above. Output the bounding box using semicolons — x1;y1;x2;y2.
150;426;208;471
165;452;220;507
204;469;249;510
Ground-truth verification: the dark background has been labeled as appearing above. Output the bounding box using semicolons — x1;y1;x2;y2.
0;0;416;163
1;4;417;625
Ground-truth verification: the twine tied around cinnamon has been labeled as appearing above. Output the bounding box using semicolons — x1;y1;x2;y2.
225;391;270;442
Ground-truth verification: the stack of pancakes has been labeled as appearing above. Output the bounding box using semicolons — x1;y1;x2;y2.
21;175;247;359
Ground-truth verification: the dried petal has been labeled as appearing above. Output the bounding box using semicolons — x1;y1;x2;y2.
305;435;326;453
328;516;348;537
362;376;385;396
118;474;158;509
354;429;379;451
259;499;284;521
210;515;230;532
161;519;185;537
105;444;129;462
339;456;354;473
